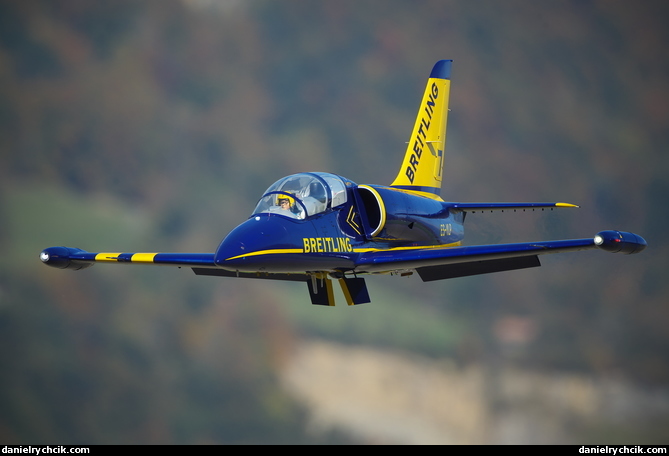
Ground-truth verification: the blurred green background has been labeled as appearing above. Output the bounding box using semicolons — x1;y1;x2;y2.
1;0;668;444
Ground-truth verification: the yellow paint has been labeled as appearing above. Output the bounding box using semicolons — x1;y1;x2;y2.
95;253;122;262
224;240;462;261
346;206;362;235
555;202;579;208
357;185;387;237
440;223;453;237
338;279;355;306
312;272;336;306
131;253;158;263
391;73;451;193
325;279;335;306
225;248;303;261
302;237;352;253
353;241;461;254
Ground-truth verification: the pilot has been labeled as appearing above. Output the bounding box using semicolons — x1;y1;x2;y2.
278;196;293;211
276;193;304;218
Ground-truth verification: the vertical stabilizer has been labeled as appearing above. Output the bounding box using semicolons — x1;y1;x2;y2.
390;60;452;196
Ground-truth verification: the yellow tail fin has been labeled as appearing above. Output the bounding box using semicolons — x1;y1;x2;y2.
390;60;452;197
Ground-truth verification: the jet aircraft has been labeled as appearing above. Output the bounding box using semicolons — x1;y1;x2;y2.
40;60;647;306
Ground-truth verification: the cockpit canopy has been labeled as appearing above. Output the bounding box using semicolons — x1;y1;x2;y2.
252;172;348;220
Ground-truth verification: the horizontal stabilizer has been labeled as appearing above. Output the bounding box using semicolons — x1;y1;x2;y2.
449;202;578;213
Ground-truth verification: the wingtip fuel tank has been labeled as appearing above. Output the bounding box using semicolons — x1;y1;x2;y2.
594;231;647;254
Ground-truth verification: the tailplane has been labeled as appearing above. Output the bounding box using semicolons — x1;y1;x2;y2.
391;59;452;197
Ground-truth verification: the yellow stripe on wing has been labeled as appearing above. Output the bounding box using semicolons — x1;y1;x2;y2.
94;253;159;263
95;253;122;262
131;253;158;263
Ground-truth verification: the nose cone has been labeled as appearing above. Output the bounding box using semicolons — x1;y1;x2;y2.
214;215;303;271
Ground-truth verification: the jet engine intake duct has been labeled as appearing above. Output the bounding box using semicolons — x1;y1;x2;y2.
356;185;386;238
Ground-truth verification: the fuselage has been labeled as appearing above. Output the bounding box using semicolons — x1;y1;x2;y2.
214;172;464;275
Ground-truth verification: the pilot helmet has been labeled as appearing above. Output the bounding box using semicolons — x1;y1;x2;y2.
277;194;295;207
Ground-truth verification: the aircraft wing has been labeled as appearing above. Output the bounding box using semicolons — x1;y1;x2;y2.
39;246;217;270
40;245;313;281
355;230;646;281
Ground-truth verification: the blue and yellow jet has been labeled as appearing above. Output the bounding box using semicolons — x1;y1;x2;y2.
40;60;647;306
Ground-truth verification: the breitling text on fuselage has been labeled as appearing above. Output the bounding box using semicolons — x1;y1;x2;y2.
302;237;353;253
